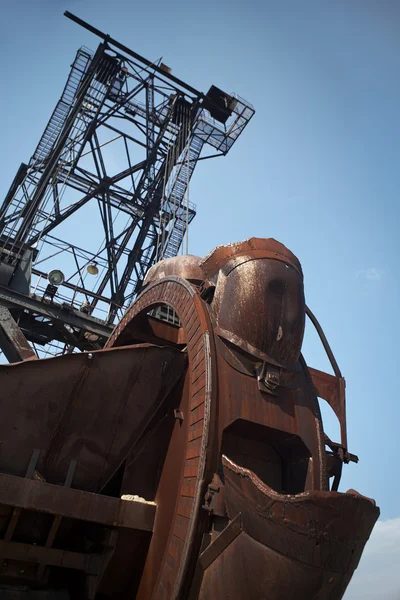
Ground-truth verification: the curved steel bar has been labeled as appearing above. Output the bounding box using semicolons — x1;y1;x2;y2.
305;305;342;378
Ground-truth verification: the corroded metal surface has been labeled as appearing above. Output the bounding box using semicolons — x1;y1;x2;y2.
0;472;156;531
143;255;204;287
0;344;187;489
0;306;37;363
107;276;217;600
195;456;378;600
0;238;379;599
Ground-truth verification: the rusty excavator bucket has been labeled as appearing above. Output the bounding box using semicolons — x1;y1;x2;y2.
0;238;379;599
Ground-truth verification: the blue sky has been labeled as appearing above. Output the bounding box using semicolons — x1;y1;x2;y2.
0;1;399;595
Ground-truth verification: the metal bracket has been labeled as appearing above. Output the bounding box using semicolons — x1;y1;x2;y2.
325;434;359;465
199;280;216;303
256;361;280;395
174;409;184;423
203;475;226;517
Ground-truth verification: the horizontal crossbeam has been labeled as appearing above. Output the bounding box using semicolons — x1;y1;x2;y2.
0;284;112;340
0;471;156;531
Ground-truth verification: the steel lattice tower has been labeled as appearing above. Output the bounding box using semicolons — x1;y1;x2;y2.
0;13;254;361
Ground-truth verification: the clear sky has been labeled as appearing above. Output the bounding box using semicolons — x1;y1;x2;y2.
0;1;398;596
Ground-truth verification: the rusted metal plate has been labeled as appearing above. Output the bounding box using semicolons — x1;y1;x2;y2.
309;366;348;456
222;456;378;573
200;238;303;278
198;532;346;600
204;239;305;370
0;472;156;531
215;352;326;492
0;344;187;491
192;456;379;600
143;255;204;287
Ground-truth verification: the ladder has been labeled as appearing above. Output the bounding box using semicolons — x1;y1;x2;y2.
162;135;203;258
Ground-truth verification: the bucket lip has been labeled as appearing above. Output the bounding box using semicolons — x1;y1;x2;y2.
222;454;379;510
222;454;380;576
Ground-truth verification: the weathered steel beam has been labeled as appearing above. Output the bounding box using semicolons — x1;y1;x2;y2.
0;306;36;363
0;540;102;575
0;472;156;531
199;514;242;570
64;12;202;97
0;284;113;340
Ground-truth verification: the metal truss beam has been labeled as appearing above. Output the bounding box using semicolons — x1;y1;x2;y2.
0;13;254;358
64;12;201;97
0;286;112;341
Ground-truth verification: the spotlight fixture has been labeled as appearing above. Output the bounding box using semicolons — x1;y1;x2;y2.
48;269;65;286
87;263;99;276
